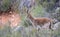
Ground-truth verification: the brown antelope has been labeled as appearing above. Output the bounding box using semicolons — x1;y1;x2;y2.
26;10;54;30
0;10;21;29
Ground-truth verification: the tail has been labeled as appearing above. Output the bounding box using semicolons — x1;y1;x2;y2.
49;22;53;31
49;22;51;29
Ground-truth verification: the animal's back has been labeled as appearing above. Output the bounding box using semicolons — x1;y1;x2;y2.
34;18;52;25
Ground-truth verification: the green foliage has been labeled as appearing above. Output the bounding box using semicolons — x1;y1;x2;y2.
31;5;47;17
0;0;11;11
37;0;56;12
0;23;60;37
0;0;19;13
0;26;11;37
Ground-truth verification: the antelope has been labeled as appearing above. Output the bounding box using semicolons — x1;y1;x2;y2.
0;9;21;29
26;10;54;30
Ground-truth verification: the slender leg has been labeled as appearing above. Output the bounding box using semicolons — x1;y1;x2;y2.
49;22;53;31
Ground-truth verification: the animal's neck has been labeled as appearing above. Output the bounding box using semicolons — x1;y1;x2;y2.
26;9;34;22
27;13;34;22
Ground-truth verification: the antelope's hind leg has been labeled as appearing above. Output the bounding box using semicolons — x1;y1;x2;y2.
49;22;53;31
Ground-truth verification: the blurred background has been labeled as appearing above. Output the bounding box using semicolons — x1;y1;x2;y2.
0;0;60;37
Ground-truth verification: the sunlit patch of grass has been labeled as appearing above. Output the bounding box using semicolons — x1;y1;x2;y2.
30;5;46;17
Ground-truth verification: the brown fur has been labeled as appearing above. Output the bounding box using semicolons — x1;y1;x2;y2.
27;12;53;30
34;18;52;25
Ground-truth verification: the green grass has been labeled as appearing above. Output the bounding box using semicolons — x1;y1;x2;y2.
0;25;59;37
30;5;46;17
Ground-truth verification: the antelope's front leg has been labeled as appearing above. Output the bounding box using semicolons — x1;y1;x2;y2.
36;25;42;31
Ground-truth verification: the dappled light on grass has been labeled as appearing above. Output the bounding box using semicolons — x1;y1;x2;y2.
0;11;21;29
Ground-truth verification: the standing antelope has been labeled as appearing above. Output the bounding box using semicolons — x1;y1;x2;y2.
26;10;54;30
